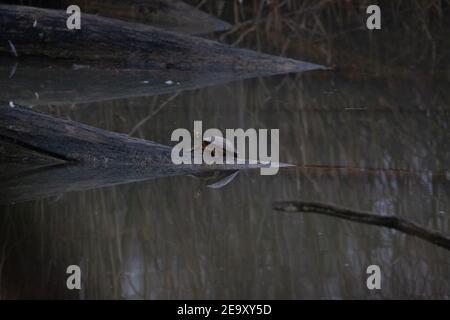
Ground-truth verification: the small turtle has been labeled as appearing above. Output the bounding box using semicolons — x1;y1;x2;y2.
191;132;238;159
202;136;238;158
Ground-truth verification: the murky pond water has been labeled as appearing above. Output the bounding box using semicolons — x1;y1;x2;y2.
0;0;449;299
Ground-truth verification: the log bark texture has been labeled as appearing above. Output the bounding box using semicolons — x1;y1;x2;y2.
1;0;232;34
0;5;322;73
0;103;269;203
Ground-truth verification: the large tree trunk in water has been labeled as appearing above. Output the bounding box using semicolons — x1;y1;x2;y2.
0;5;323;73
0;104;269;203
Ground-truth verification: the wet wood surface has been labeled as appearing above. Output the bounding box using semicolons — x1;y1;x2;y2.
1;0;232;34
0;103;269;203
0;5;322;73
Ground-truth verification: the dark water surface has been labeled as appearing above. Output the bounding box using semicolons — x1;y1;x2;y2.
0;1;449;299
1;71;449;299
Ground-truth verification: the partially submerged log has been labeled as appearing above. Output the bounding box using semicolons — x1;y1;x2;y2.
0;104;168;165
0;102;276;167
273;200;450;251
2;0;232;35
0;5;323;73
0;103;274;203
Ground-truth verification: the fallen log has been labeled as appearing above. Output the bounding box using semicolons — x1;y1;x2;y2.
0;102;278;167
273;200;450;251
0;103;169;165
0;103;275;203
0;5;323;73
2;0;232;35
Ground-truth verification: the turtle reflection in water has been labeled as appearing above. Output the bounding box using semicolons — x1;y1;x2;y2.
191;135;240;191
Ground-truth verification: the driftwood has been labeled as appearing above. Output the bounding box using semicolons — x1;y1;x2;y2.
0;103;273;203
0;5;322;105
0;5;323;73
2;0;232;35
0;103;170;165
0;102;275;167
273;201;450;251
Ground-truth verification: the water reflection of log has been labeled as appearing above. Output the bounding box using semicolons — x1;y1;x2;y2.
0;5;321;72
0;57;321;106
1;0;232;35
273;201;450;251
0;163;190;204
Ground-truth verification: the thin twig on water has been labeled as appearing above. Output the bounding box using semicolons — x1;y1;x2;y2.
273;200;450;251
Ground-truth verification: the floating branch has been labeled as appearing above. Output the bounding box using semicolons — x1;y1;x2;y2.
273;200;450;251
0;5;323;74
2;0;232;35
